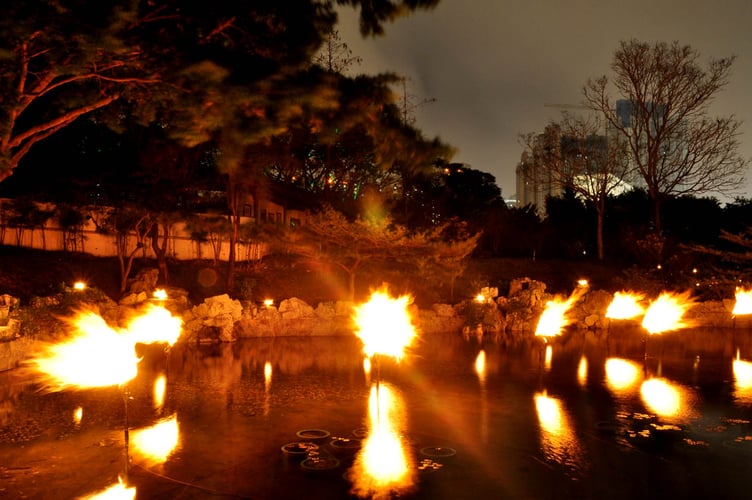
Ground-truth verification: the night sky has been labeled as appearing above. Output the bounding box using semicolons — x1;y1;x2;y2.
337;0;752;203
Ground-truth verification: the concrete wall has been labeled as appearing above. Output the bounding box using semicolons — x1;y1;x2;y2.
0;199;271;262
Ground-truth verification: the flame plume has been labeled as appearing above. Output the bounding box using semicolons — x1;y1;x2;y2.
352;287;417;361
641;291;694;335
605;291;645;320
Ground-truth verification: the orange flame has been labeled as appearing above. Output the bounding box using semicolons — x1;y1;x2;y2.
353;287;417;361
28;311;140;390
153;289;168;301
535;288;586;339
641;291;694;335
733;288;752;316
125;304;183;346
27;306;182;391
605;291;645;320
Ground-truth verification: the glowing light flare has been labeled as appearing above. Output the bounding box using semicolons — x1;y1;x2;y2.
81;476;135;499
352;288;417;361
733;288;752;316
605;358;641;392
641;291;694;335
131;414;180;466
349;383;415;498
577;356;588;386
73;406;83;426
733;353;752;403
535;391;563;433
264;361;273;390
534;288;585;339
474;350;486;383
152;289;168;301
605;291;645;320
125;304;183;346
544;344;553;370
363;357;372;376
73;281;87;291
28;311;140;390
534;391;585;471
263;298;274;307
475;293;486;303
153;375;166;410
640;378;682;417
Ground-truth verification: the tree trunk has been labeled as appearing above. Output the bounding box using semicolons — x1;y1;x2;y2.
596;209;605;261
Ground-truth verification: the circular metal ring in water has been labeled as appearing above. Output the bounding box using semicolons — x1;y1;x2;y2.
301;456;340;471
420;446;457;458
281;442;319;456
330;437;362;451
296;428;331;440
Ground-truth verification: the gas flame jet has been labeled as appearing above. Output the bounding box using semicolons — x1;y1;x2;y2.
605;291;645;320
28;311;140;390
535;287;587;341
352;286;417;362
641;291;694;335
27;305;183;391
733;288;752;316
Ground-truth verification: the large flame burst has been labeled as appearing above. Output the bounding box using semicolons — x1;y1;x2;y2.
535;288;586;340
27;305;182;391
352;287;417;361
641;291;694;335
605;291;645;320
733;288;752;316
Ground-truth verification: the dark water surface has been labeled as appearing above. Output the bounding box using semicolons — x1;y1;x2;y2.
3;327;752;499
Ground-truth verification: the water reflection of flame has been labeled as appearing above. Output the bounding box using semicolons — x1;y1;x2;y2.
544;344;553;371
534;391;586;474
81;476;135;499
640;378;682;417
733;355;752;404
475;350;489;443
264;361;272;416
605;358;641;392
73;406;83;426
577;356;587;386
474;350;486;383
153;375;166;411
131;414;180;466
348;383;415;499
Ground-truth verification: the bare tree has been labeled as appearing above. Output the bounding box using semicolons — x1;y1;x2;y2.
521;112;631;260
583;39;748;233
314;30;362;74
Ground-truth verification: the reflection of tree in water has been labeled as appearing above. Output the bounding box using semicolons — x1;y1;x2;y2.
0;371;35;426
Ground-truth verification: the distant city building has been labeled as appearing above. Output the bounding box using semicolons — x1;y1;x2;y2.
515;99;685;216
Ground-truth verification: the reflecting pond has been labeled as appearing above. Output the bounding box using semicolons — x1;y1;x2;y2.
3;327;752;499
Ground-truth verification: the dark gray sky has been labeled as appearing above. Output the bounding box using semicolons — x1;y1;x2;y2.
337;0;752;202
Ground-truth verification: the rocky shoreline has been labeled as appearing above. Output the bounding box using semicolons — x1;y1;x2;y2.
1;276;749;372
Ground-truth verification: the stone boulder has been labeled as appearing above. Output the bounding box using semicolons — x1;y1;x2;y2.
183;294;243;343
